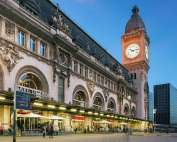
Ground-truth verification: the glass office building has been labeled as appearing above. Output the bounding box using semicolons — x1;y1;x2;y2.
154;83;177;125
170;85;177;125
148;92;154;122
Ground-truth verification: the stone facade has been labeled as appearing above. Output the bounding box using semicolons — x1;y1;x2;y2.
0;0;148;131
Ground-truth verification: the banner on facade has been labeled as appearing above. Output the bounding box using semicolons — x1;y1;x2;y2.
16;91;31;110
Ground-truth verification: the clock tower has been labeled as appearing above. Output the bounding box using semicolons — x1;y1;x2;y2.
122;6;150;119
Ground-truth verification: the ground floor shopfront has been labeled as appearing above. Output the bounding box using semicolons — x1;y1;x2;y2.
0;101;152;136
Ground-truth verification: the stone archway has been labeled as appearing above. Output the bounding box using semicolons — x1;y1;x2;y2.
72;85;89;107
107;98;116;113
0;65;3;90
93;92;105;111
16;66;49;99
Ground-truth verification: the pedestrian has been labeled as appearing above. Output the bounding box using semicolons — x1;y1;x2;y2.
74;128;77;134
51;125;54;138
49;125;52;138
42;126;46;138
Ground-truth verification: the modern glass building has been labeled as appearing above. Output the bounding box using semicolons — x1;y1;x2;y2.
148;92;154;122
154;83;177;125
170;85;177;125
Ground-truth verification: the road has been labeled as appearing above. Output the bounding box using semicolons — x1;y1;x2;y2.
0;133;177;142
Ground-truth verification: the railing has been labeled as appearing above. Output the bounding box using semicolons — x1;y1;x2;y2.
107;108;116;113
16;85;48;100
73;99;86;107
93;104;103;111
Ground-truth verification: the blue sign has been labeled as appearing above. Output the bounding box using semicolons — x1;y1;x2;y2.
16;91;31;110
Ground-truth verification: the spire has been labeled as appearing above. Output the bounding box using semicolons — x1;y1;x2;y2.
125;6;145;33
132;5;139;15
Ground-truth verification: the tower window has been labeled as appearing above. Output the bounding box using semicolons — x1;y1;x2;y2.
131;73;136;80
134;73;136;79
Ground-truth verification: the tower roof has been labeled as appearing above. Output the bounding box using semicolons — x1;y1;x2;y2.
125;6;146;33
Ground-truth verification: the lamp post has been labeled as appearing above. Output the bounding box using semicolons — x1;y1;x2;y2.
13;84;17;142
127;95;132;135
153;108;157;133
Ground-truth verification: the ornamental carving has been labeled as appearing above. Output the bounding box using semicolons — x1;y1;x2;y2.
0;39;23;71
5;21;15;36
87;81;95;96
103;88;109;102
57;49;70;68
51;6;71;36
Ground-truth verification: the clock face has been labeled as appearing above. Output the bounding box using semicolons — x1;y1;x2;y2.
145;45;149;60
126;44;140;59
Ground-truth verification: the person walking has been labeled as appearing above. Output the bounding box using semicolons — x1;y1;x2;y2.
51;125;54;138
42;126;46;138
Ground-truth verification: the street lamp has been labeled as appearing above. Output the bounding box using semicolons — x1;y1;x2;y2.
153;108;157;133
127;95;132;135
13;84;17;142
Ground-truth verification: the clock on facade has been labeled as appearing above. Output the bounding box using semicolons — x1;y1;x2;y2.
125;44;140;59
145;45;149;60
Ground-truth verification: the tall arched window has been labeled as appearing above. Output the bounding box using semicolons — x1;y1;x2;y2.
73;85;89;107
16;66;49;99
18;72;42;90
107;98;116;113
93;93;104;111
73;91;86;107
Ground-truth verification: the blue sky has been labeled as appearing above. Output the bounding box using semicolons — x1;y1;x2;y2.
54;0;177;91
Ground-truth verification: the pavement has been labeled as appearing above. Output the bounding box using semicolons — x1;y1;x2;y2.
0;133;177;142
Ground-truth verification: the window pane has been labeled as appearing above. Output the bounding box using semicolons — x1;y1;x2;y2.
80;64;84;77
58;77;64;103
74;61;78;73
85;67;88;79
30;36;36;52
40;41;46;56
18;31;25;47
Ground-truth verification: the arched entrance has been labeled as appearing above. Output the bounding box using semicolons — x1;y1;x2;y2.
93;93;104;111
15;66;49;133
72;85;89;107
107;98;116;113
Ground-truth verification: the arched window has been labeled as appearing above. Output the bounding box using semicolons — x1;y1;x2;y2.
124;103;129;115
93;93;104;111
73;91;87;107
73;85;88;107
18;72;42;90
107;98;116;113
0;65;3;90
16;66;49;99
